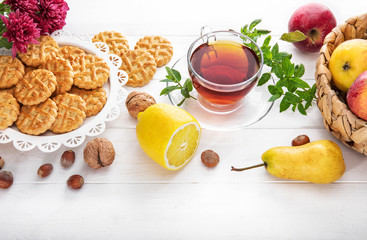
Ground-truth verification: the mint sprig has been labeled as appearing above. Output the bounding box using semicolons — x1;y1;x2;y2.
241;19;316;115
160;67;196;106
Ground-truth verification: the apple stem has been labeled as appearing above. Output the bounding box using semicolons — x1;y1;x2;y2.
309;29;320;44
343;62;351;71
231;163;266;172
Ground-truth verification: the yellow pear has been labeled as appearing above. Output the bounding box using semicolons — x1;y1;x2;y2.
232;140;345;184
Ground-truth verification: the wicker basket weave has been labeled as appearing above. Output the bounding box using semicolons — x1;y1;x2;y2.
315;13;367;155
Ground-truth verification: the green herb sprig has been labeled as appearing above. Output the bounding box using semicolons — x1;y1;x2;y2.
241;19;316;115
160;67;196;106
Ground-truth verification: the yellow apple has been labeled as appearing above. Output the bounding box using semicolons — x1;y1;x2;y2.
329;39;367;92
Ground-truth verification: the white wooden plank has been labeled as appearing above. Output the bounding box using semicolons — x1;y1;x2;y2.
0;183;367;239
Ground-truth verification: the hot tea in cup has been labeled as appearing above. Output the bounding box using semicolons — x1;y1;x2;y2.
187;30;264;113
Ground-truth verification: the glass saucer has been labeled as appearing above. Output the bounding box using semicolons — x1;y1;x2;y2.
167;56;275;131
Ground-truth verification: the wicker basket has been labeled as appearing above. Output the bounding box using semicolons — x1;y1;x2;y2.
315;13;367;155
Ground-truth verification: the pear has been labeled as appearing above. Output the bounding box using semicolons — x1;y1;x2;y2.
232;140;345;184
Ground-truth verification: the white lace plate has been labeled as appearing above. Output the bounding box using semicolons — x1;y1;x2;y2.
0;31;128;152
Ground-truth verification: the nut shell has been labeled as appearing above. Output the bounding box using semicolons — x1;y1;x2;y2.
83;138;115;169
67;174;84;189
0;157;4;170
291;135;310;146
0;171;13;189
37;163;53;178
60;150;75;168
201;150;220;168
125;91;156;118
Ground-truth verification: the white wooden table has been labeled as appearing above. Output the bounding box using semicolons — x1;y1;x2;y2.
1;0;367;239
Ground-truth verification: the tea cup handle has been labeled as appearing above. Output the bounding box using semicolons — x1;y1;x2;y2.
200;25;236;37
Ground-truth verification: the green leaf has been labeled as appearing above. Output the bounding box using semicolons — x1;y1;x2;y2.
257;73;271;86
272;63;283;79
271;43;279;57
268;85;283;95
165;67;181;83
280;98;291;112
165;67;174;80
256;29;271;35
261;46;272;63
241;24;249;33
181;88;190;98
286;83;297;93
268;93;281;102
294;64;305;78
291;78;310;89
276;52;292;60
297;103;307;115
160;85;180;96
296;90;311;102
281;57;294;77
275;78;286;88
280;30;308;43
263;35;271;47
284;92;301;104
0;36;12;50
183;78;193;92
177;98;186;107
160;78;175;83
310;83;317;98
249;19;262;30
305;101;312;110
171;68;181;81
292;104;297;112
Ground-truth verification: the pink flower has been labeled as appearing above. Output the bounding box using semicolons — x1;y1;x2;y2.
4;0;39;15
37;0;69;34
1;10;40;58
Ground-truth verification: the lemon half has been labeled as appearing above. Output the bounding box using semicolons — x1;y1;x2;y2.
136;103;201;170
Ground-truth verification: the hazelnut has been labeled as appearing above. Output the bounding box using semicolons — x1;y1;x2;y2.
125;91;156;118
0;157;4;170
291;134;310;146
0;171;13;189
201;150;220;168
67;174;84;189
83;138;115;169
37;163;53;178
60;150;75;168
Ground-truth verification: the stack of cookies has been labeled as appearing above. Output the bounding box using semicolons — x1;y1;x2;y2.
92;31;173;87
0;35;110;135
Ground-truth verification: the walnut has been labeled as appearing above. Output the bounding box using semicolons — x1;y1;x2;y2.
125;91;156;118
83;138;115;169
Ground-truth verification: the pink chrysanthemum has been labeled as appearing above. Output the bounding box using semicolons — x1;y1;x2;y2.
4;0;39;15
37;0;69;34
1;10;40;58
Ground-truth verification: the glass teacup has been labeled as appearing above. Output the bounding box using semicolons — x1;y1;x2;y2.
187;29;264;113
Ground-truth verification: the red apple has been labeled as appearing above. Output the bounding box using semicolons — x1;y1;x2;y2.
288;3;337;52
347;71;367;121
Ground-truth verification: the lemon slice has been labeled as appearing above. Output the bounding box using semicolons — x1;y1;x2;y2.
136;103;201;170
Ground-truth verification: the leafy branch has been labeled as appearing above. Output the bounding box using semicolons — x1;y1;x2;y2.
160;67;196;106
241;19;317;115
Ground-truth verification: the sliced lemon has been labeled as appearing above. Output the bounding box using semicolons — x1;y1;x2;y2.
136;103;201;170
